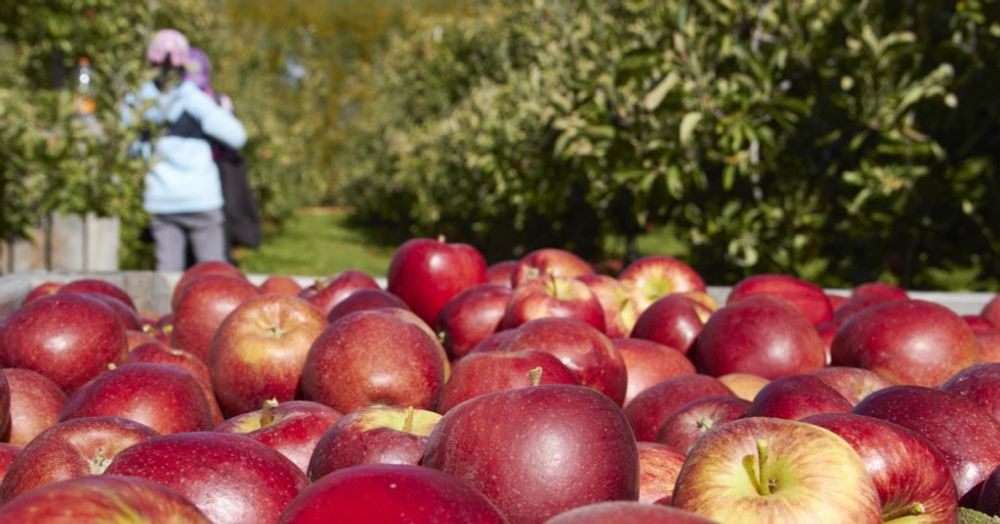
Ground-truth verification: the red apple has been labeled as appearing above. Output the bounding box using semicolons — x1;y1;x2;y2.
423;384;638;524
545;501;714;524
833;294;898;326
438;350;579;413
126;328;159;350
496;317;627;405
260;275;303;295
77;293;142;330
804;413;958;522
576;274;638;338
636;441;686;505
693;295;825;379
623;374;733;442
325;288;410;323
216;399;342;473
617;255;705;312
437;284;512;359
299;269;380;316
0;416;158;502
727;274;833;325
613;338;695;405
105;432;308;524
831;300;979;386
468;329;518;354
387;237;487;326
967;316;1000;363
828;293;850;310
0;444;19;485
171;273;259;361
718;373;770;401
209;294;327;417
171;260;245;311
59;278;137;311
277;464;507;524
672;417;881;523
811;366;895;405
853;282;909;301
0;374;8;442
747;374;852;420
940;363;1000;424
501;275;606;332
0;293;126;392
984;295;1000;328
486;259;518;287
307;406;441;480
815;319;837;364
301;310;446;413
511;248;593;287
629;294;710;354
854;385;1000;503
0;475;211;523
20;281;61;304
655;395;751;454
1;368;67;446
126;341;222;424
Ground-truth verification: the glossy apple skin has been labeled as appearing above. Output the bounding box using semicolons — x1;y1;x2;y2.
438;284;512;359
59;278;137;311
545;501;714;524
423;384;639;524
636;442;686;505
501;276;606;332
439;350;579;413
833;294;897;325
656;396;751;454
260;275;303;295
940;363;1000;423
0;444;19;485
21;281;61;304
496;318;627;405
59;363;214;435
278;464;507;524
630;294;709;355
811;366;895;405
617;256;705;313
170;260;245;310
301;310;446;413
299;269;380;316
831;300;979;387
613;338;696;405
171;274;260;361
209;294;327;417
511;248;593;287
388;237;488;326
853;282;909;301
307;406;441;480
747;374;852;420
0;416;158;502
0;293;126;393
468;330;518;354
0;475;211;523
486;260;518;287
126;342;223;425
624;374;733;442
82;293;142;330
984;295;1000;328
854;385;1000;504
216;400;342;473
727;274;833;325
804;413;958;522
672;417;881;524
576;274;638;338
718;373;769;401
1;368;67;446
693;295;825;380
105;432;308;524
325;288;409;323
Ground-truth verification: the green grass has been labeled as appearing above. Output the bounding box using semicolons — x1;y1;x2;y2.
236;208;395;277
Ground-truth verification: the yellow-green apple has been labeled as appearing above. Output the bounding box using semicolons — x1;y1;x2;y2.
0;475;210;523
105;432;308;524
215;399;342;473
617;255;705;312
831;300;979;386
624;374;733;442
325;288;410;323
387;237;487;326
576;274;638;338
307;406;441;480
487;259;518;287
423;384;639;523
693;295;825;379
671;417;882;523
810;366;895;405
511;248;593;287
747;374;852;420
495;317;626;404
299;269;380;316
209;294;326;417
126;341;223;425
804;413;958;523
1;368;67;446
171;273;259;361
260;275;303;295
656;396;751;454
0;293;126;393
277;464;507;524
300;310;446;413
940;363;1000;423
0;416;158;502
614;338;695;405
437;284;512;359
727;274;833;325
545;501;714;524
438;350;579;413
630;294;711;354
59;363;214;435
500;275;606;332
170;260;245;311
718;373;770;401
636;441;686;504
854;385;1000;504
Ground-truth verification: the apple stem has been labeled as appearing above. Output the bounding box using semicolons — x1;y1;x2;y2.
528;366;543;387
881;502;926;521
742;438;772;496
107;362;117;371
260;398;279;427
162;324;173;335
403;407;415;433
142;324;155;334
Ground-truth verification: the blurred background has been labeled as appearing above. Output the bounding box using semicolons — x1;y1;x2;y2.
1;0;998;289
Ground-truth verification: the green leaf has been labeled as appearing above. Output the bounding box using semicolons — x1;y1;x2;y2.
642;72;680;111
679;112;703;145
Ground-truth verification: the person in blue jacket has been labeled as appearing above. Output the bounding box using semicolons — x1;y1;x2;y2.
122;29;247;271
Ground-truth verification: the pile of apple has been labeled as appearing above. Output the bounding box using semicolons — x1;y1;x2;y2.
1;237;1000;523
